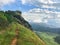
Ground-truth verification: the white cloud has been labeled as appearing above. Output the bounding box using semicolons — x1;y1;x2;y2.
42;5;55;9
21;0;26;4
33;19;43;23
57;15;60;18
21;0;33;5
21;0;54;4
40;0;54;4
21;0;60;9
43;19;48;23
22;8;60;27
0;0;15;7
21;0;60;27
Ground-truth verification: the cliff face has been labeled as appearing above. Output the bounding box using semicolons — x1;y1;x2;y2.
5;10;32;30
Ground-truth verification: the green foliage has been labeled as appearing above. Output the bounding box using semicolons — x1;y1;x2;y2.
0;12;8;29
54;36;60;44
35;31;60;45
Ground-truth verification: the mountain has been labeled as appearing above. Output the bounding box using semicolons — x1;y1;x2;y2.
30;22;60;45
0;11;45;45
30;22;60;34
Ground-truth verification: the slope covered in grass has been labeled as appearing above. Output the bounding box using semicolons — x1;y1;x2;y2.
35;31;60;45
0;11;45;45
0;22;45;45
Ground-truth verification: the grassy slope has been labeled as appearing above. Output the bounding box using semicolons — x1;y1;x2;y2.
0;23;45;45
0;11;45;45
35;31;60;45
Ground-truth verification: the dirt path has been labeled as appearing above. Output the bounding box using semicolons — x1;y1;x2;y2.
11;38;17;45
11;28;19;45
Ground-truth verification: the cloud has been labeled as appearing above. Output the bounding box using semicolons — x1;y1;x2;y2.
21;0;54;4
33;19;43;23
21;0;60;10
21;0;60;27
21;0;26;4
22;8;60;27
57;15;60;18
0;0;15;7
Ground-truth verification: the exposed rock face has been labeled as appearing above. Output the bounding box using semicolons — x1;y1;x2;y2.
5;10;32;30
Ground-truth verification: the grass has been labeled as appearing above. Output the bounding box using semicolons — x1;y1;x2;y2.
35;31;60;45
0;22;45;45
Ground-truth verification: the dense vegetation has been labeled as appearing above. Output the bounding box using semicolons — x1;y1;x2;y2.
0;11;45;45
54;36;60;44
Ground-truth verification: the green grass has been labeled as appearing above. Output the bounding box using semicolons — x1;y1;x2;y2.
35;31;60;45
17;23;45;45
0;22;45;45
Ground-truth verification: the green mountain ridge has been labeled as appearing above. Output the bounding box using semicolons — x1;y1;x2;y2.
0;11;45;45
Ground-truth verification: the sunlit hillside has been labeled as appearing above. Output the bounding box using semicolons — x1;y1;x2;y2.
0;11;45;45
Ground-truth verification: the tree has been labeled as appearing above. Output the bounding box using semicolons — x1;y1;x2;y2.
54;36;60;44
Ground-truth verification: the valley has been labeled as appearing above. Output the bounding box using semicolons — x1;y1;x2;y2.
30;22;60;45
35;31;60;45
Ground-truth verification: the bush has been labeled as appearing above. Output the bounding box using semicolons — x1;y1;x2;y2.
54;36;60;44
0;13;9;29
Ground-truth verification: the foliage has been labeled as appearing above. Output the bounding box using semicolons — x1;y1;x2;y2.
54;36;60;44
35;31;60;45
0;12;8;29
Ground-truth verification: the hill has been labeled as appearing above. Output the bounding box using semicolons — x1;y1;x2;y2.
35;31;60;45
30;22;60;45
0;10;45;45
30;22;60;34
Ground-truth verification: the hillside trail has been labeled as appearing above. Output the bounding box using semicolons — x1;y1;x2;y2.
11;28;19;45
0;30;5;34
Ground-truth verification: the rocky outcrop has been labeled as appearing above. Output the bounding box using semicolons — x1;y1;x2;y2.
5;10;32;30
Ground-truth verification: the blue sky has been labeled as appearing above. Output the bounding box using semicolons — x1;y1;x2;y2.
0;0;60;12
0;0;60;28
1;0;37;12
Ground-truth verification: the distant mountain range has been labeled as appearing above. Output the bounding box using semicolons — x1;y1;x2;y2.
30;22;60;34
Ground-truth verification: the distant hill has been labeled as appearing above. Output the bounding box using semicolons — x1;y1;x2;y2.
30;22;60;34
0;10;45;45
30;22;60;45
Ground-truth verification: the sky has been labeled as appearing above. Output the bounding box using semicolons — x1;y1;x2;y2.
0;0;60;28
